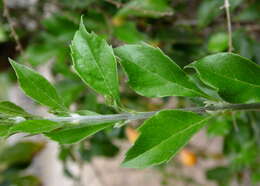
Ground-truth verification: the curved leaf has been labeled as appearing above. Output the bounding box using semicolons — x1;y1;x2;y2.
70;19;119;102
122;110;211;168
187;53;260;103
115;44;208;98
0;101;31;117
10;60;66;111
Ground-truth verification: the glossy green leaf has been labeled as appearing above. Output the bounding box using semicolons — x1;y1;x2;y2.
9;120;62;135
187;53;260;103
122;110;211;168
115;44;207;98
10;59;66;111
0;101;31;117
117;0;173;18
70;19;119;102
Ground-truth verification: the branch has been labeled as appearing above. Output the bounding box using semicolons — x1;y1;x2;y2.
224;0;233;52
2;0;24;53
48;103;260;124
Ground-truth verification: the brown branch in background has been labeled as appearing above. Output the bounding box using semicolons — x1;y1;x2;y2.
2;0;24;54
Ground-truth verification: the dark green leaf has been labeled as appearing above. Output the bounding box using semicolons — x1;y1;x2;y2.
187;53;260;103
0;141;44;167
115;44;208;98
70;19;120;103
9;120;62;135
122;110;211;168
10;59;67;111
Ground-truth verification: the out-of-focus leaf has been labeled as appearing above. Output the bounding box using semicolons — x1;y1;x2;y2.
114;22;145;43
207;115;232;137
236;2;260;21
115;43;208;98
0;124;12;137
206;166;232;185
56;80;85;107
187;53;260;103
117;0;173;18
0;141;44;167
122;110;211;168
208;32;228;53
10;60;67;111
197;0;243;27
197;0;222;27
71;19;120;103
233;30;254;59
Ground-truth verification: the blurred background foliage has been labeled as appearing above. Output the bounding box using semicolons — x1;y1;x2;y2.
0;0;259;185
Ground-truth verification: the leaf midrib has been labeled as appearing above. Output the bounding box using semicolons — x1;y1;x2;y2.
78;31;116;98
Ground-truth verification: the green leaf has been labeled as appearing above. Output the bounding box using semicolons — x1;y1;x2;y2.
117;0;173;18
208;32;228;53
122;110;211;168
0;124;12;137
10;59;67;111
114;22;145;44
187;53;260;103
115;44;207;98
0;141;44;167
45;122;114;144
197;0;222;27
9;120;62;135
0;101;31;117
70;19;119;103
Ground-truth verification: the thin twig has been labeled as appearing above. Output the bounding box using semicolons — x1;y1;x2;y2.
2;0;24;53
47;103;260;124
224;0;233;52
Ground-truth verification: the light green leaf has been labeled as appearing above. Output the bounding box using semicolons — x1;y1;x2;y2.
187;53;260;103
70;19;119;103
0;124;12;137
0;101;31;117
115;44;207;98
117;0;173;18
10;59;66;111
122;110;211;168
45;122;114;144
208;32;228;53
9;120;62;135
